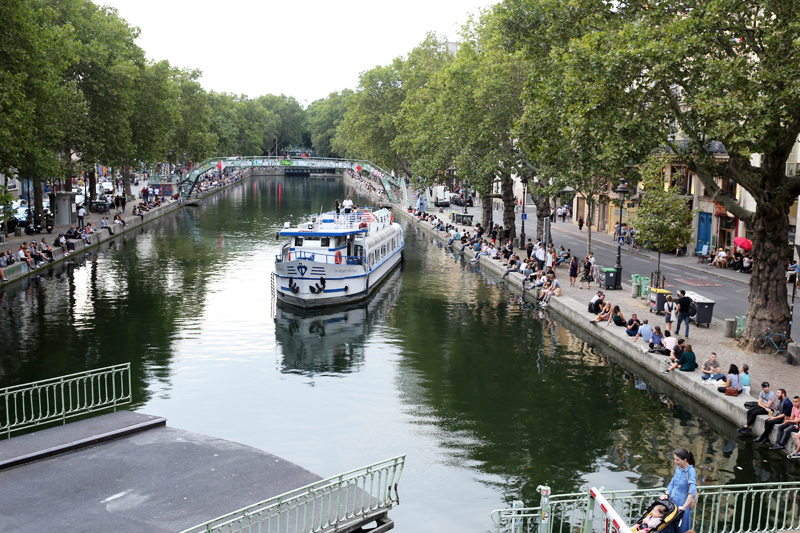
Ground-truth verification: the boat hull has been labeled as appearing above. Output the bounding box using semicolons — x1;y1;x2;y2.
275;247;404;309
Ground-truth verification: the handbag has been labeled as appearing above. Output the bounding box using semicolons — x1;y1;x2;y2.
744;401;759;409
725;387;740;396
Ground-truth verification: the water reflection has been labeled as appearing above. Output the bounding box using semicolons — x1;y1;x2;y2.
275;269;403;376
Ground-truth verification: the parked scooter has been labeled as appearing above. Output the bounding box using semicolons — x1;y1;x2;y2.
24;213;46;235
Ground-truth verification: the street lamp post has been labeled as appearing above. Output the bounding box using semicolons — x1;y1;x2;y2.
614;179;629;290
520;177;528;247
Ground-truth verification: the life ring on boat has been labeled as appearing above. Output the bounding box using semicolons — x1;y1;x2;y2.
335;251;343;264
359;222;367;229
390;213;395;223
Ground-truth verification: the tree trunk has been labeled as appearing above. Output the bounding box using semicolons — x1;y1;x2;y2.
740;201;792;348
501;173;516;240
88;168;96;204
33;178;43;220
531;193;550;242
481;194;493;230
123;164;133;200
656;251;662;289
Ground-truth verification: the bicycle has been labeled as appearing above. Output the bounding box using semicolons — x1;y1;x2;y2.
753;328;791;355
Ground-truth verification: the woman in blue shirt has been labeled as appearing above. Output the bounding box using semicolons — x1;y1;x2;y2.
661;448;697;533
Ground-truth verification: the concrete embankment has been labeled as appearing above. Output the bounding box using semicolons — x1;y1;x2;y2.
344;174;782;449
0;173;252;287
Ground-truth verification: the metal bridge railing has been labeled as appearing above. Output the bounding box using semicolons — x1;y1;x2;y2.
0;363;132;438
492;482;800;533
179;455;405;533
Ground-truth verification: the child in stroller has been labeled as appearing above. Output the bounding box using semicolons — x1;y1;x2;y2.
632;499;682;532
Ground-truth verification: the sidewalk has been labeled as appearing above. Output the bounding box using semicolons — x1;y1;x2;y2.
370;183;800;449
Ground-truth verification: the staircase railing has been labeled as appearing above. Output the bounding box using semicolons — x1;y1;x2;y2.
179;455;405;533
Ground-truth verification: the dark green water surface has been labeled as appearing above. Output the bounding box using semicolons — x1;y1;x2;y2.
0;176;797;531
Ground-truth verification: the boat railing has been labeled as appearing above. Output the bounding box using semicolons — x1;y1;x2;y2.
276;250;366;266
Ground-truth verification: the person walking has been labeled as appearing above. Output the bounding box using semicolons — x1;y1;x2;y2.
568;256;579;287
661;449;697;533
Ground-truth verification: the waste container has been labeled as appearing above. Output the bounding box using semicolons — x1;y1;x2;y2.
14;227;23;237
684;290;715;327
639;277;651;297
631;274;641;297
599;267;617;289
649;288;671;314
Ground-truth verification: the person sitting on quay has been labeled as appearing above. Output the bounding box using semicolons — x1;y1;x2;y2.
630;318;652;343
0;251;9;281
645;325;664;353
114;213;126;228
717;364;743;395
500;255;521;279
58;233;74;254
738;382;779;435
625;313;641;337
701;352;727;382
651;330;678;356
590;302;613;324
663;342;696;373
588;290;605;314
769;396;800;451
38;238;55;262
100;217;114;235
753;387;792;445
539;274;562;303
609;305;626;327
28;242;47;266
788;423;800;458
18;243;34;269
741;364;752;395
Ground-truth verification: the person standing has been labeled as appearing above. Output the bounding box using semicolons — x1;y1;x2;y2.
342;195;354;214
578;216;584;231
568;256;579;287
676;290;693;338
661;449;697;533
77;205;86;229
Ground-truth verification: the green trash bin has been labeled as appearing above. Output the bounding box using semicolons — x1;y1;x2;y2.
631;274;641;297
639;277;651;297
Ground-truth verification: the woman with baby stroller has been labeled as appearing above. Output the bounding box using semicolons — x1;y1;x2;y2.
657;449;697;533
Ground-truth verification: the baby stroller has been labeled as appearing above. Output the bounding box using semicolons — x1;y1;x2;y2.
631;499;684;533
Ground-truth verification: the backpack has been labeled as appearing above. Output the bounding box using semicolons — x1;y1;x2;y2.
689;301;697;317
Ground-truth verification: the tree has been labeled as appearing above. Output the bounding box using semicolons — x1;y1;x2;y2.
306;90;353;158
500;0;800;344
630;156;695;287
172;69;216;163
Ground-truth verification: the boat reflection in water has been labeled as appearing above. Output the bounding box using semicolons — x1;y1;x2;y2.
274;268;402;376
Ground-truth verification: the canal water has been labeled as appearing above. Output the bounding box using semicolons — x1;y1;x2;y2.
0;175;797;531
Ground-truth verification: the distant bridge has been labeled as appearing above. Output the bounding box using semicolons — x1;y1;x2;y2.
166;156;409;207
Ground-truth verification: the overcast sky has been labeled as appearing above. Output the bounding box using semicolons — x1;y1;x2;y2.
102;0;496;107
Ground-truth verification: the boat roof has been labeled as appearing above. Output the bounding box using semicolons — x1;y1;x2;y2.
279;207;390;237
280;228;367;237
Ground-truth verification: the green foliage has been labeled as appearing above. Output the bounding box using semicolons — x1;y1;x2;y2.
630;157;694;257
306;90;353;158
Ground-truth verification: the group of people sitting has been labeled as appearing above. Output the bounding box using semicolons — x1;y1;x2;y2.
194;170;242;193
0;239;59;278
346;170;387;198
705;247;753;272
739;382;800;457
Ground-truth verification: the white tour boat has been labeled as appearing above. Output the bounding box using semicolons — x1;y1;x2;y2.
274;207;404;308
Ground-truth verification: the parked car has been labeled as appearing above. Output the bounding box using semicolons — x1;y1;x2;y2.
1;214;19;233
432;186;450;207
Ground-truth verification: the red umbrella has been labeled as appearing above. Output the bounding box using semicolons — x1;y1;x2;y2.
734;236;753;250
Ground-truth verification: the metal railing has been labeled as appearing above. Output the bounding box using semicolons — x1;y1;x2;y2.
275;251;366;266
179;455;405;533
492;482;800;533
0;363;132;438
176;155;409;207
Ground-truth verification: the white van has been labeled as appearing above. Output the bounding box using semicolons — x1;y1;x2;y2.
433;186;450;207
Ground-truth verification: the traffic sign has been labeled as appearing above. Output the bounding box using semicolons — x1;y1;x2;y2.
521;213;527;220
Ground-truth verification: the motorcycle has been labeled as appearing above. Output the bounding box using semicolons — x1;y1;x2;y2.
24;214;46;235
44;214;54;234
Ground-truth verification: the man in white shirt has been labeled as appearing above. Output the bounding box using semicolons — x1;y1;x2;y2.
77;205;86;228
342;196;354;214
